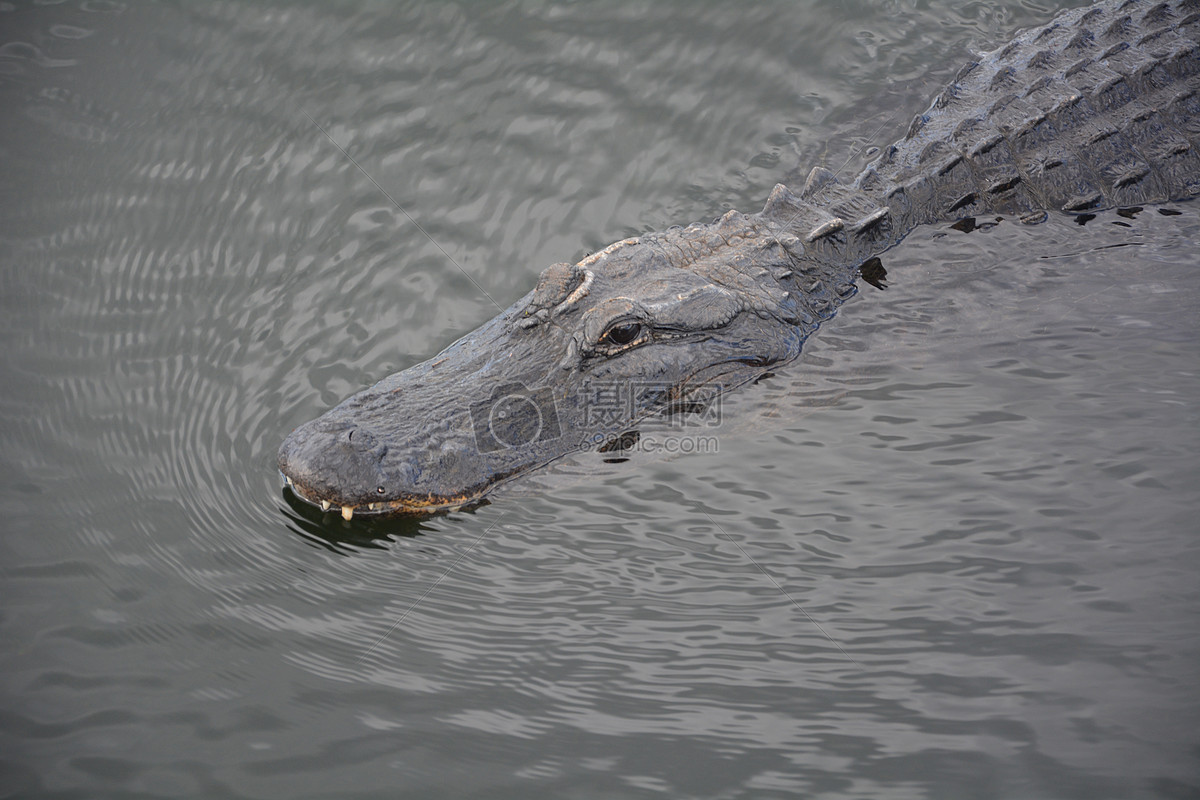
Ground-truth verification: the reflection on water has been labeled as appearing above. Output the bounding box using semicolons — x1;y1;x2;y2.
1;1;1198;798
282;487;463;553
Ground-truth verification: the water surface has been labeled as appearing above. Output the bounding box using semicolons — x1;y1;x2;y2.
1;1;1198;798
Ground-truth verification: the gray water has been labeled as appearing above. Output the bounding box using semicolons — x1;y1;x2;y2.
2;1;1198;798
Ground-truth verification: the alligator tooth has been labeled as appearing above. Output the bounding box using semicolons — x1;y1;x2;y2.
368;503;378;511
321;500;331;511
341;505;354;521
285;475;294;486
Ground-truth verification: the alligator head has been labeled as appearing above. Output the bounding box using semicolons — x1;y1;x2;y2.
278;211;815;517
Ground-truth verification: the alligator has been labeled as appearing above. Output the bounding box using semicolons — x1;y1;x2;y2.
279;0;1200;518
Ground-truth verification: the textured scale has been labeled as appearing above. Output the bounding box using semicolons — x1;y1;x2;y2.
857;0;1200;226
745;0;1200;324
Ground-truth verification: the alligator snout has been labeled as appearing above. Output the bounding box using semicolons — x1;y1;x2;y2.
278;418;393;511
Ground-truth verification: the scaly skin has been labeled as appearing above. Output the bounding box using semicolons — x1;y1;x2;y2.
279;0;1200;517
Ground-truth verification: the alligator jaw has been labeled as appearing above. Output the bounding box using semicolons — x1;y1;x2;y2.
281;471;490;518
274;345;772;520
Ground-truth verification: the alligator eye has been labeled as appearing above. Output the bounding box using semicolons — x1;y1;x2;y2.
602;321;643;347
376;486;385;494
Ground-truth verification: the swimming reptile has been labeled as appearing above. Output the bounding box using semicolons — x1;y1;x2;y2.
280;0;1199;518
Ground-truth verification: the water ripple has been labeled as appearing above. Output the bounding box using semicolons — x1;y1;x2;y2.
2;2;1198;798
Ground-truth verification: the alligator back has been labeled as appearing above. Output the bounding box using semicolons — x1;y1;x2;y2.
861;0;1200;228
758;0;1199;274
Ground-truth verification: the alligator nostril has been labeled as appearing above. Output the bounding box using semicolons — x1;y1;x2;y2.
342;426;380;452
